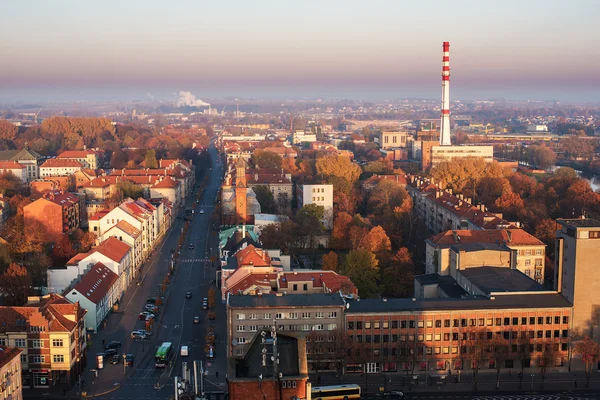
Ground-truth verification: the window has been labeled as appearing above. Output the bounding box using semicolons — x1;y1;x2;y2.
314;324;323;331
402;321;407;328
249;326;258;332
545;330;551;338
348;322;355;330
461;319;467;327
392;321;398;329
478;318;485;326
236;325;246;332
356;321;362;329
315;312;323;319
426;320;433;328
418;334;424;342
530;317;535;325
302;312;311;319
328;324;337;331
374;321;380;329
444;333;450;341
546;316;552;324
537;330;543;338
32;339;43;348
32;355;45;364
434;334;441;341
288;313;298;319
328;311;337;318
21;354;27;363
495;318;502;326
418;321;424;328
554;316;560;324
237;337;247;344
53;355;65;363
0;338;5;346
535;249;543;255
236;313;245;321
444;319;450;327
435;320;442;328
52;339;64;347
537;317;544;325
563;316;569;324
503;318;510;326
383;321;389;329
264;313;271;319
525;260;531;266
275;313;283;319
521;317;527;325
486;318;493;326
15;339;25;347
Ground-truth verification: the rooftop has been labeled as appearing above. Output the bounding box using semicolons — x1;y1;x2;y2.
228;293;345;308
428;229;544;247
345;292;572;314
459;267;545;294
415;273;469;299
557;218;600;228
0;346;22;370
69;263;119;304
449;242;510;253
93;237;132;262
41;158;84;168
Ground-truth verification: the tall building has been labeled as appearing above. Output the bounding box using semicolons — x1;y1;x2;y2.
296;184;333;228
439;42;451;146
555;218;600;339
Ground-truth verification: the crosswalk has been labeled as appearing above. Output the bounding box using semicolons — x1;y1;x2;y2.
179;258;211;263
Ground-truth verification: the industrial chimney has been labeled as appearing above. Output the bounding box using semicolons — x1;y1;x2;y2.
439;41;452;146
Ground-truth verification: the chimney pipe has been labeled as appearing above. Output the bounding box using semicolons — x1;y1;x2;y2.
440;41;451;146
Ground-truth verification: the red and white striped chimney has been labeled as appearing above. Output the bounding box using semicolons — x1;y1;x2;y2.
440;41;452;146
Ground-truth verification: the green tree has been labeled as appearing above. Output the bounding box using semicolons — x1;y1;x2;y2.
116;180;144;199
144;149;158;168
252;149;282;169
343;250;379;298
296;204;325;248
253;185;277;214
528;145;556;170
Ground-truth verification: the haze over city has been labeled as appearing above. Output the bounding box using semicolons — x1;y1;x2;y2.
1;0;599;102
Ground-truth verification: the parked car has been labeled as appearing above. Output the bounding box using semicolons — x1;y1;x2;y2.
199;209;204;214
110;355;121;365
202;298;208;310
381;391;404;399
104;341;122;350
188;244;195;250
125;353;134;367
104;349;118;357
130;331;147;340
186;291;192;299
138;329;152;337
193;316;200;324
139;312;155;320
144;304;159;313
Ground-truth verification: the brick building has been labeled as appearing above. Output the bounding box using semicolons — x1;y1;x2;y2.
0;294;86;389
23;191;81;241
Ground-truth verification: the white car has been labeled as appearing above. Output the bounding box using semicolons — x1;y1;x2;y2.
199;209;204;214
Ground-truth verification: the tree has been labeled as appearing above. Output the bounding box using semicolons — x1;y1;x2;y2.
458;328;488;391
331;212;353;250
207;287;216;309
429;158;509;197
538;341;556;389
116;180;144;200
554;167;577;179
316;155;362;184
0;263;31;306
368;180;408;216
516;333;532;389
52;234;76;265
281;157;298;175
575;336;600;388
24;252;51;288
252;149;282;169
0;119;18;141
342;250;379;298
380;248;415;298
0;172;25;196
253;185;277;214
258;219;299;253
296;204;325;249
527;145;556;170
489;336;509;390
144;149;158;168
322;251;339;272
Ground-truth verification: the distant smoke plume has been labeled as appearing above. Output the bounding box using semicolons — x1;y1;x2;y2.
176;91;210;107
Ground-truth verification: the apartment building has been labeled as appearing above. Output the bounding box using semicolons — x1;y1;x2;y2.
0;149;41;182
227;294;346;363
100;220;143;269
426;229;546;283
39;159;83;177
245;172;293;210
380;131;412;149
344;293;572;374
55;150;101;170
0;161;27;183
150;177;182;209
0;294;86;388
555;218;600;339
296;184;333;229
0;346;23;400
23;191;81;241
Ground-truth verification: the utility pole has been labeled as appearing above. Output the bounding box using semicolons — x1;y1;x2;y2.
174;376;179;400
193;360;199;396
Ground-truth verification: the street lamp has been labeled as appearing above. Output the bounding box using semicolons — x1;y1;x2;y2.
530;373;535;389
123;354;127;376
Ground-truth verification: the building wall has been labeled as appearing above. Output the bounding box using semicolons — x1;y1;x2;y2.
300;184;333;229
150;187;178;209
345;306;572;373
40;166;82;177
47;265;84;294
380;131;412;149
23;200;62;240
0;348;23;400
430;145;494;166
101;229;143;269
228;378;308;400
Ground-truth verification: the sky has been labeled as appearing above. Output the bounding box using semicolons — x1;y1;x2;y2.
1;0;599;103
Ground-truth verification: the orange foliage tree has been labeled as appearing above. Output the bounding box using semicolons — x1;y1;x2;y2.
0;263;31;305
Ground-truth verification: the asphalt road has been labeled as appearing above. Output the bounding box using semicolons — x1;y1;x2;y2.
361;390;600;400
98;143;224;399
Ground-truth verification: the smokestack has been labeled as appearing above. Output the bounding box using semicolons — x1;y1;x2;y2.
440;41;452;146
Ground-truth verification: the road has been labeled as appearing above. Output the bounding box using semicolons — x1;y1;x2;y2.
94;143;225;399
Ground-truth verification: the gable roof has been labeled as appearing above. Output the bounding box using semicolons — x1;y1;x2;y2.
91;237;131;263
0;161;26;170
105;220;142;239
151;176;180;189
428;229;544;247
41;159;84;168
235;244;271;267
70;263;119;304
0;346;22;370
57;150;97;159
0;149;40;161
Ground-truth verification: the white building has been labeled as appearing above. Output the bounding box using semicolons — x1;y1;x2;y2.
65;263;119;333
39;159;83;177
296;183;333;229
100;220;144;270
0;161;27;182
292;131;317;144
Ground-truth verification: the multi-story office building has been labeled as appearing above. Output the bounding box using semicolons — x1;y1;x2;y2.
555;218;600;339
23;191;82;241
55;150;101;170
380;131;412;149
296;184;334;228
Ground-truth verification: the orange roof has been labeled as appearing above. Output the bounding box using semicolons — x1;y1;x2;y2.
428;229;544;247
235;244;271;267
67;252;89;265
41;159;84;168
71;263;119;304
88;209;110;221
105;220;142;239
92;237;131;262
0;161;25;169
57;150;97;158
227;273;277;295
0;346;22;369
151;176;180;189
82;176;119;188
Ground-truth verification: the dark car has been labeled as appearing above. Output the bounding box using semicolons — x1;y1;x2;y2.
193;316;200;324
125;353;134;367
104;341;122;350
110;355;121;365
104;348;118;357
188;244;195;250
202;298;208;310
382;391;404;399
185;291;192;299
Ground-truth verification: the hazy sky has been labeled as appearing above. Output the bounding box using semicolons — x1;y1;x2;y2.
1;0;599;102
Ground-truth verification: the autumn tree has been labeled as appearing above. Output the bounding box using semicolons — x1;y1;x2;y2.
0;172;25;196
458;327;488;391
331;211;353;250
52;234;77;265
516;332;532;389
363;159;394;175
252;149;282;169
316;155;362;185
0;119;18;141
380;248;415;298
367;179;408;216
527;145;556;170
489;336;509;390
296;204;325;249
144;149;158;168
321;251;339;272
253;185;277;214
116;180;144;200
0;263;31;306
575;336;600;388
429;158;509;198
281;157;298;175
258;219;299;253
342;250;379;298
110;149;128;169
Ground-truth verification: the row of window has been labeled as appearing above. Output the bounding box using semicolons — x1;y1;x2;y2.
349;329;569;343
236;311;337;320
311;188;326;193
29;355;66;364
0;338;64;347
518;249;544;256
347;316;569;330
312;197;325;202
236;323;338;332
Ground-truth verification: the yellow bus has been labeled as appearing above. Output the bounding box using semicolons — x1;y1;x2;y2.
311;384;361;400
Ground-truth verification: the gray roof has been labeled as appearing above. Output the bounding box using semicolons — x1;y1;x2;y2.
459;266;543;294
345;293;572;314
449;242;510;253
415;273;469;298
0;149;40;161
228;293;345;308
557;218;600;228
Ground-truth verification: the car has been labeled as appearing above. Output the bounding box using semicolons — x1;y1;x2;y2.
202;298;208;310
139;311;155;320
193;316;200;324
199;209;204;214
104;348;118;357
125;353;134;367
104;341;122;350
185;291;192;299
144;304;159;313
138;329;152;337
110;355;121;365
382;391;404;399
188;244;195;250
130;331;147;340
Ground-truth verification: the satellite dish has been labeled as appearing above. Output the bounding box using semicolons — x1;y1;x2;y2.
231;339;238;346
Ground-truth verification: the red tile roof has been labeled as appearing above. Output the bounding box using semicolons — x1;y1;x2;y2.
88;209;110;221
67;252;89;265
41;159;84;168
0;294;84;333
227;273;277;295
57;150;97;158
92;237;132;262
0;346;22;370
151;176;180;189
428;229;545;247
106;220;142;239
246;173;291;185
0;161;25;169
235;245;271;267
71;263;119;304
